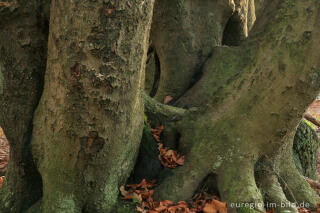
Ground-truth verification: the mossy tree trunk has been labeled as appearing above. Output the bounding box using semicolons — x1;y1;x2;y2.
293;120;319;180
30;0;154;212
0;1;49;212
1;0;320;213
0;0;154;212
145;0;320;212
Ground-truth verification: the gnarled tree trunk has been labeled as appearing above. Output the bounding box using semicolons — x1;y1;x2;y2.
145;0;320;212
1;0;320;213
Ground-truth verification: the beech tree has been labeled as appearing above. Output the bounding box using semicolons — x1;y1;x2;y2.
0;0;320;213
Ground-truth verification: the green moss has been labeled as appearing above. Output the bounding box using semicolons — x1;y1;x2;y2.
293;121;319;179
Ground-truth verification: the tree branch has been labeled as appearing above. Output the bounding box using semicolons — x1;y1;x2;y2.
144;92;187;123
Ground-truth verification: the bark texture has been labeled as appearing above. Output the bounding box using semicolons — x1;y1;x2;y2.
293;121;319;180
1;0;320;212
30;0;154;212
0;1;49;212
147;0;320;212
149;0;235;102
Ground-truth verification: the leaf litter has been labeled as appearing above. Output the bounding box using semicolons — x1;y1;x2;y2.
150;126;184;168
120;179;227;213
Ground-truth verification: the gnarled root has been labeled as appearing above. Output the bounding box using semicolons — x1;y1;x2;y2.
217;158;265;213
256;171;298;213
279;158;320;210
153;161;209;202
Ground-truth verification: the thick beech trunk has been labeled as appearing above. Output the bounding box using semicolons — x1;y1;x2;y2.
30;0;154;212
1;0;320;213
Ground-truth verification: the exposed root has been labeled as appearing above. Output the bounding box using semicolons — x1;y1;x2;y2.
277;136;320;210
257;173;298;213
217;159;265;213
144;93;187;125
153;162;208;203
279;163;320;210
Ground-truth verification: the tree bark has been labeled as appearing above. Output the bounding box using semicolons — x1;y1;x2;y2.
293;121;319;180
0;1;49;212
149;0;235;102
30;0;154;212
149;0;320;212
1;0;320;212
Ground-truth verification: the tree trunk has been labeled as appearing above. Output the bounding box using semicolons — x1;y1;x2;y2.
30;0;154;212
0;1;49;212
1;0;320;213
145;0;320;212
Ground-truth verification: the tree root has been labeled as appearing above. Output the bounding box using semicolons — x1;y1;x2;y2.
144;93;187;125
279;161;320;210
257;172;298;213
217;159;265;213
153;162;209;202
154;146;320;213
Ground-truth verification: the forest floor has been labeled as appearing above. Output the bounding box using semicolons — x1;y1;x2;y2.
119;125;320;213
0;125;319;212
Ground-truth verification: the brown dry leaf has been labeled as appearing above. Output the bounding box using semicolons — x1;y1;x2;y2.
177;201;189;206
151;126;185;168
136;189;154;199
150;126;164;143
105;8;114;15
0;176;4;188
161;200;174;206
133;192;143;202
212;200;227;213
0;2;10;7
136;206;145;212
154;204;168;212
163;95;173;104
159;148;185;168
203;201;218;213
119;186;137;200
119;185;130;197
127;181;228;213
121;194;134;200
176;156;185;166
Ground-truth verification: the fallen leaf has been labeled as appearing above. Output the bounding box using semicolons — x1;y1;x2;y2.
203;201;217;213
105;8;114;16
163;95;173;104
119;185;129;197
212;200;227;213
0;176;5;188
0;2;10;7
